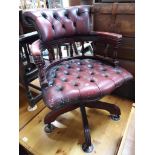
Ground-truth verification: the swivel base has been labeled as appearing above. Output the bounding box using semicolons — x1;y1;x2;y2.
110;114;120;121
82;143;94;153
44;123;55;133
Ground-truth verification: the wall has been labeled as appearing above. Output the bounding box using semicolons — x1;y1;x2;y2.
92;1;135;99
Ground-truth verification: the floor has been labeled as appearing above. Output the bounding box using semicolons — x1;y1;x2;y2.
120;106;135;155
19;85;134;155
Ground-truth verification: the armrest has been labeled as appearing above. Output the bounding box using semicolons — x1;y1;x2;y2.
30;39;47;84
90;31;122;67
19;31;39;44
90;31;122;47
30;39;42;56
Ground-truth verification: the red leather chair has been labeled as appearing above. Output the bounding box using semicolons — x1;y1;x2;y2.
23;5;133;153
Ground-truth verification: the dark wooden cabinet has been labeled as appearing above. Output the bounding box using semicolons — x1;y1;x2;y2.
92;2;135;100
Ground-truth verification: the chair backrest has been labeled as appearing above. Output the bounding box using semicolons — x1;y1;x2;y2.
23;5;91;43
23;6;122;86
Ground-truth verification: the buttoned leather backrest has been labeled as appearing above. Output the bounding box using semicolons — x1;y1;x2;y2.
23;5;91;42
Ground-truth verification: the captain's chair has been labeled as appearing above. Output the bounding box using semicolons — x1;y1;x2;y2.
23;5;133;153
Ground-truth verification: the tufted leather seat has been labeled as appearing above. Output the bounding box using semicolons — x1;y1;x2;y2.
43;58;132;110
23;5;133;153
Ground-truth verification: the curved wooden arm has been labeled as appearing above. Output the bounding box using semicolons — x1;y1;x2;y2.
90;31;122;67
19;31;38;43
90;31;122;47
30;39;46;83
30;39;42;56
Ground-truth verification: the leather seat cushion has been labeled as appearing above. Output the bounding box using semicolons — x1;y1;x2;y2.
42;58;133;110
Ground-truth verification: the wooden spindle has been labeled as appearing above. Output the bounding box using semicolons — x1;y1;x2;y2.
81;41;85;56
48;48;55;62
58;45;62;59
70;43;73;57
72;42;78;55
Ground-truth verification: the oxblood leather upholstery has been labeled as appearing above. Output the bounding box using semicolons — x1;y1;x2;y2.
23;6;91;42
23;6;133;153
23;5;133;110
43;58;132;110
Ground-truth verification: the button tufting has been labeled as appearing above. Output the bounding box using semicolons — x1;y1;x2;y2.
41;12;47;19
100;67;104;71
90;71;94;75
52;25;55;30
77;68;81;71
76;75;80;78
61;77;67;82
72;81;78;86
77;62;81;65
90;79;95;82
53;66;59;71
48;80;54;86
88;64;93;68
27;7;133;112
104;74;109;78
66;64;71;68
53;14;58;19
76;10;81;16
51;73;56;78
42;57;133;110
64;70;69;75
115;69;122;74
101;68;107;71
55;85;63;91
64;12;69;18
73;22;76;27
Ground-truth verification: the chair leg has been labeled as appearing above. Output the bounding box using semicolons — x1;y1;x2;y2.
44;110;58;133
44;111;56;133
25;85;42;111
44;104;79;133
44;123;55;133
84;101;121;121
80;105;94;153
26;89;36;106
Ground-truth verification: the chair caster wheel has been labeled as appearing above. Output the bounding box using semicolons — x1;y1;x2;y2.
44;123;55;133
110;114;120;121
82;143;94;153
27;105;37;112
